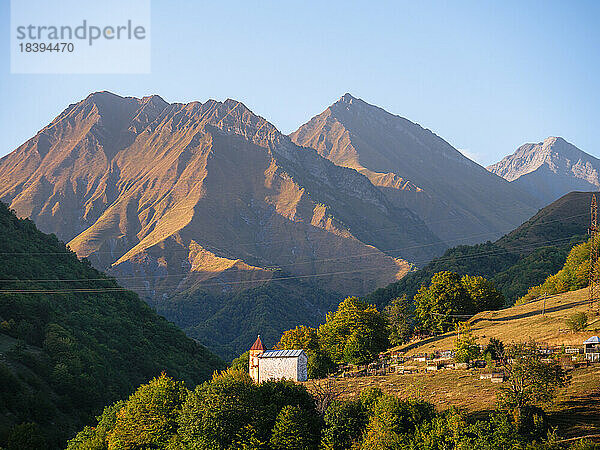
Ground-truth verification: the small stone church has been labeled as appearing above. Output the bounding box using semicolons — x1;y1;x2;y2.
248;335;308;383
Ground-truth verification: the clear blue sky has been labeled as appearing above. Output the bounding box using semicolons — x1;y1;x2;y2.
1;0;598;165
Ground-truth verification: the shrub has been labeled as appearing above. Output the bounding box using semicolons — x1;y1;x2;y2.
566;312;588;332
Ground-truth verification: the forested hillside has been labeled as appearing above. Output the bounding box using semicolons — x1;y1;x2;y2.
0;202;224;449
155;278;340;361
365;191;591;307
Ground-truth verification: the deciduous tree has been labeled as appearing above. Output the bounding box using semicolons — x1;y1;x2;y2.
497;341;569;430
318;297;388;365
383;295;413;346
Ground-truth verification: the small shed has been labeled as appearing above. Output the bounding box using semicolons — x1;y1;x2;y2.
257;349;308;383
584;336;600;362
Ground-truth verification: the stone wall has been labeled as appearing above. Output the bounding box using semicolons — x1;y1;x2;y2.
259;357;299;383
297;353;308;382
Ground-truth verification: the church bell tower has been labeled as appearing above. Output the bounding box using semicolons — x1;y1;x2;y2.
249;335;264;383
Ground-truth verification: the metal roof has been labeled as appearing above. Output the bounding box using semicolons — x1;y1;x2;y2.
258;349;305;358
584;336;600;344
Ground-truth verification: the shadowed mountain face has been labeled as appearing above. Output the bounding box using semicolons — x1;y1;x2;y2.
487;137;600;205
290;93;541;245
0;91;447;355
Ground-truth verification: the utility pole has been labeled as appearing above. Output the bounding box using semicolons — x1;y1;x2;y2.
589;194;598;309
542;292;546;316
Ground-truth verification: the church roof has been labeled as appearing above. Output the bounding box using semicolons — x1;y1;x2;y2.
250;335;265;351
258;349;305;358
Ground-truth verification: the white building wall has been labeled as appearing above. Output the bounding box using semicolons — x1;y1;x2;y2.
259;357;299;383
297;353;308;382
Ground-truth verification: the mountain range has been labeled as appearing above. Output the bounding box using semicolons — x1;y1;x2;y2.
488;136;600;204
0;92;446;298
0;91;573;358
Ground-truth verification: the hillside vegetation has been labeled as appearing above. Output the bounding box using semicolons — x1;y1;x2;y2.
0;203;224;449
396;287;597;357
319;287;600;441
67;369;572;449
365;191;591;308
155;279;339;361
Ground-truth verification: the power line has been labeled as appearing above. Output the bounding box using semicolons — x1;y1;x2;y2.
0;234;583;285
0;235;585;297
0;266;388;294
0;210;588;257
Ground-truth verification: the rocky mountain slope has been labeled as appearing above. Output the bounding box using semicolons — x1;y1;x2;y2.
290;93;541;246
487;137;600;204
0;91;447;357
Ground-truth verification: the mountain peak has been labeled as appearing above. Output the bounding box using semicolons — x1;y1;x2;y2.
141;94;168;106
291;94;539;246
487;137;599;203
86;90;121;98
339;92;357;103
83;90;125;104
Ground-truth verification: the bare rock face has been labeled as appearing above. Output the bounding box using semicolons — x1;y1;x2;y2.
291;93;540;245
0;91;446;304
487;137;600;204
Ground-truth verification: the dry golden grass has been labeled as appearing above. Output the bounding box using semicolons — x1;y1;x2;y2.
309;365;600;438
395;287;600;358
550;365;600;438
309;369;500;412
308;288;600;438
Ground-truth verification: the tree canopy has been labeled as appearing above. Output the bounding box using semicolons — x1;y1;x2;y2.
317;297;389;365
415;271;505;334
274;325;335;378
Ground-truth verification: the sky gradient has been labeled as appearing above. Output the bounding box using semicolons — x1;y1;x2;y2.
0;0;598;165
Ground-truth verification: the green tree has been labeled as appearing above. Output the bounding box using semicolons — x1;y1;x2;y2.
275;325;335;378
407;408;466;450
358;387;384;413
518;238;595;304
415;271;473;334
383;295;413;346
318;297;388;365
484;337;505;361
6;423;46;450
230;351;250;372
360;395;435;449
461;274;505;311
566;312;588;332
453;322;480;364
67;401;125;449
177;368;257;449
107;373;187;449
408;409;529;449
269;405;320;450
228;424;267;450
321;400;368;450
497;342;569;429
275;325;319;352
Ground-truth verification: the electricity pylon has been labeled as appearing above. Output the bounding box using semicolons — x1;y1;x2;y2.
589;194;598;308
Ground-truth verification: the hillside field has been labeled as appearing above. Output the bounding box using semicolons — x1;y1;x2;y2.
309;288;600;439
398;287;599;356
